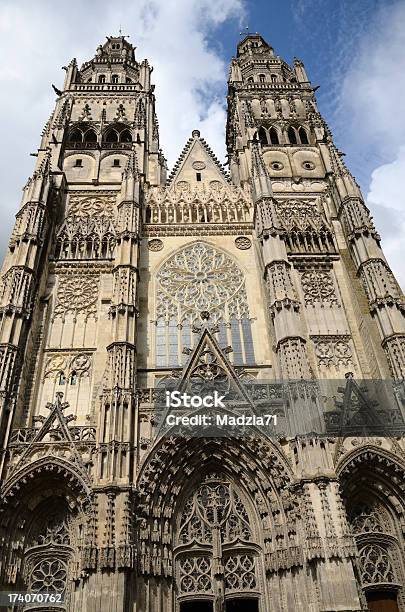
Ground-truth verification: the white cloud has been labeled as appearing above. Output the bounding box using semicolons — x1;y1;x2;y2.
340;0;405;289
0;0;245;255
367;147;405;288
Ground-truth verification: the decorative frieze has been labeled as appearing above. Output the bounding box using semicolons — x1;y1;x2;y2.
43;351;92;382
67;191;117;221
312;335;353;370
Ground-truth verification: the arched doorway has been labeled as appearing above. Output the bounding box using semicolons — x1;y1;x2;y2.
339;448;405;612
174;473;263;611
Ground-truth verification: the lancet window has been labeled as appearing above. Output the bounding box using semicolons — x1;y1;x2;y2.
155;243;255;367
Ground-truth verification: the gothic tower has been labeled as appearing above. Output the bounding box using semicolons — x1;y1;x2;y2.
0;33;404;612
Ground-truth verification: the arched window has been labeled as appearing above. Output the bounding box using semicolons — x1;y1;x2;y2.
24;499;74;604
70;371;77;385
120;129;132;143
68;128;83;144
175;474;261;610
298;126;309;144
347;497;403;611
287;126;297;144
83;128;97;143
58;371;66;386
104;129;119;143
258;127;268;146
247;77;254;83
259;74;265;83
155;243;255;367
98;74;106;84
126;77;132;84
111;74;119;84
270;74;278;82
269;127;279;145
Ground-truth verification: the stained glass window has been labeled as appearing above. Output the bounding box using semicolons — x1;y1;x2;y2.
155;243;255;366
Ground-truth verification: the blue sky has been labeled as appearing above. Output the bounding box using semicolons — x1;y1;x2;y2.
0;0;404;285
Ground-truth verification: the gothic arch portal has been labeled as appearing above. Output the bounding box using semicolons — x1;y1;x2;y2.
0;458;93;610
136;435;302;612
338;446;405;611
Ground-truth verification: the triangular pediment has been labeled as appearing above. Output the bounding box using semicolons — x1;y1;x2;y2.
326;376;390;436
8;393;91;480
167;130;229;188
175;326;255;407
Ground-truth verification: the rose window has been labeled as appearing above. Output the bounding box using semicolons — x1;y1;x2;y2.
29;558;67;594
155;243;255;366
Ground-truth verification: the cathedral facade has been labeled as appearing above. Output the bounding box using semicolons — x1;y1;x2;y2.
0;33;405;612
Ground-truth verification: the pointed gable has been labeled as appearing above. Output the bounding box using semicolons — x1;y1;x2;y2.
176;326;256;408
167;129;229;188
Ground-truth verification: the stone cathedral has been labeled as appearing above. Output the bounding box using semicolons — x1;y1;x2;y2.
1;32;405;612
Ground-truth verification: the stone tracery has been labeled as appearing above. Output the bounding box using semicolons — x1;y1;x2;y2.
155;242;255;366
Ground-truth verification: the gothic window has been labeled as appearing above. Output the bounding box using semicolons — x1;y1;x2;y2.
175;474;261;607
269;127;279;145
350;504;384;535
24;502;73;607
258;127;268;146
348;499;402;601
259;74;266;83
55;215;116;261
298;126;309;144
68;128;83;144
270;74;278;82
247;77;254;83
358;544;395;586
104;128;119;143
83;128;97;143
103;125;132;147
120;129;132;143
58;371;66;386
155;243;255;366
111;74;119;83
98;74;106;83
287;126;297;144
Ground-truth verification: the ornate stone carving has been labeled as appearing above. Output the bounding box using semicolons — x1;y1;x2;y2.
67;192;116;220
312;335;353;369
44;352;92;381
54;275;99;320
148;238;163;251
146;183;251;225
235;236;252;250
358;544;395;585
192;161;206;170
156;242;247;323
300;269;339;307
